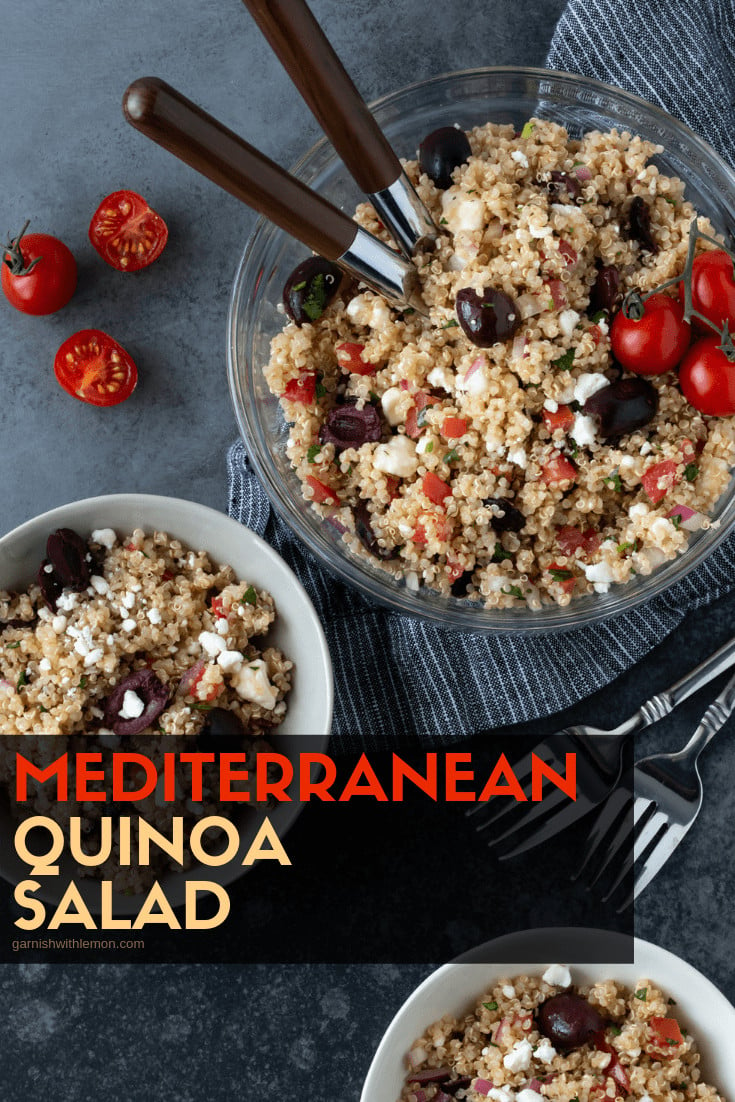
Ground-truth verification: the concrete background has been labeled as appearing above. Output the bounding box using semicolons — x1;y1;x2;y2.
2;1;734;1099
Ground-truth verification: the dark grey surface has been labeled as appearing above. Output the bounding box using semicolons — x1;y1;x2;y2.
2;1;733;1099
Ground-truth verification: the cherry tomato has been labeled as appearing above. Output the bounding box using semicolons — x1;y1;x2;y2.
679;336;735;416
88;190;168;272
1;222;77;315
610;293;690;375
680;250;735;332
54;329;137;407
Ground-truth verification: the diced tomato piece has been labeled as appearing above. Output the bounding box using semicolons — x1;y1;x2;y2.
542;454;577;485
680;437;696;462
589;323;603;346
649;1017;684;1053
542;404;574;432
412;522;428;546
305;475;340;505
414;511;451;545
161;570;174;582
211;596;226;619
188;666;224;703
557;525;600;556
447;559;465;582
545;279;567;309
422;471;452;505
335;341;377;376
441;416;468;439
641;459;679;504
406;392;441;438
282;371;316;404
385;475;401;501
592;1033;630;1094
558;239;578;267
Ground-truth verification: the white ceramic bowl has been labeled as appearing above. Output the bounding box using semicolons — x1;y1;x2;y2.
361;929;735;1101
0;493;333;913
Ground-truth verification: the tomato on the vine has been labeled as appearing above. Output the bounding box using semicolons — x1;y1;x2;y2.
610;293;690;375
678;335;735;416
680;249;735;332
54;329;137;407
88;190;168;272
1;222;77;315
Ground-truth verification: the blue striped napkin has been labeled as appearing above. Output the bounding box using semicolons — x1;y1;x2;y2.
227;0;735;748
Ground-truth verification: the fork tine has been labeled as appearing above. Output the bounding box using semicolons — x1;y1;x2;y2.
572;786;631;882
497;791;597;860
487;785;570;849
633;823;688;901
600;801;664;901
588;794;653;891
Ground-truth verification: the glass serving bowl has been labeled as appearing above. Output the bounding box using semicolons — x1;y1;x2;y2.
228;67;735;634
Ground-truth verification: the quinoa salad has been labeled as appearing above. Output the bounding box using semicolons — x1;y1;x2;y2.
266;118;735;608
0;526;292;735
398;964;723;1102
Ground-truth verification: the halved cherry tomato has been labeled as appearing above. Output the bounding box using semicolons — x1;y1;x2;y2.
282;371;316;404
335;341;377;376
611;293;690;375
542;404;574;433
54;329;137;407
541;454;577;485
641;459;679;504
89;190;168;272
649;1017;684;1053
680;249;735;332
422;471;452;505
441;416;467;439
679;336;735;416
305;475;340;505
2;223;77;315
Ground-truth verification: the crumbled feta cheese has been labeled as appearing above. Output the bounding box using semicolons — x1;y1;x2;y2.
147;608;162;625
121;618;136;633
397;521;414;539
502;984;515;998
573;372;609;406
39;658;52;673
56;592;78;612
199;631;226;657
90;575;109;596
232;658;277;710
510;150;529;168
91;528;116;549
118;690;144;720
373;435;419;478
51;615;67;633
404;571;420;592
427;365;455;392
503;1039;532;1073
640;441;653;455
517;1091;544;1102
597;316;609;335
84;648;104;668
543;398;558;413
380;386;407;426
441;190;485;232
215;617;229;636
543;963;572;987
584;561;616;593
458;361;490;396
217;650;244;674
122;591;136;610
559;308;580;337
629;503;649;520
533;1037;557;1065
619;455;635;470
488;1090;514;1102
507;446;527;468
43;563;54;574
571;412;597;447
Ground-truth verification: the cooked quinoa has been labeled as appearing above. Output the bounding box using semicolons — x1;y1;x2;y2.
265;118;735;608
398;966;723;1102
0;527;292;734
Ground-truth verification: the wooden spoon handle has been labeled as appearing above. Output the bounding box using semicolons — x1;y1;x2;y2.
242;0;400;194
122;76;356;260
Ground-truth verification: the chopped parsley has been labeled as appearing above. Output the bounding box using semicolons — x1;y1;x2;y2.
552;348;576;371
492;543;513;563
191;702;213;711
483;1001;498;1011
520;121;535;139
241;585;257;607
589;309;608;324
609;1024;622;1037
369;391;380;404
670;513;682;530
79;676;88;689
502;585;523;599
16;670;27;691
292;280;307;292
416;407;430;429
301;273;330;321
684;462;699;481
444;447;459;463
668;997;677;1006
307;444;322;463
315;373;327;400
617;539;640;554
603;470;623;492
439;217;448;225
635;987;648;1002
549;567;573;581
567;441;579;458
442;318;459;328
38;704;48;714
664;197;677;206
425;441;434;453
5;641;20;649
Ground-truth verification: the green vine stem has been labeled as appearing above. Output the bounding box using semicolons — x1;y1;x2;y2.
2;220;41;276
621;218;735;361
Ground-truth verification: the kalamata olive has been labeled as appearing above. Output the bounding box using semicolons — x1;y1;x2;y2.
441;1078;472;1097
354;500;396;560
583;376;658;438
37;560;63;611
407;1069;452;1085
103;670;169;736
628;196;658;254
419;126;472;190
456;287;521;347
588;265;621;316
46;527;90;591
197;706;249;751
545;171;581;202
283;256;343;325
483;497;526;532
537;992;605;1051
319;403;382;452
450;571;473;598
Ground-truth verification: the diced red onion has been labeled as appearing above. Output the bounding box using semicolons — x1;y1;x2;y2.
666;504;703;531
573;165;593;181
412;1092;427;1102
400;379;411;391
472;1079;494;1096
547;280;567;309
493;1018;510;1044
326;514;348;534
178;658;205;695
527;1079;543;1093
511;332;528;362
463;355;486;382
434;1093;452;1102
407;1067;452;1084
407;1047;427;1069
516;292;544;319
